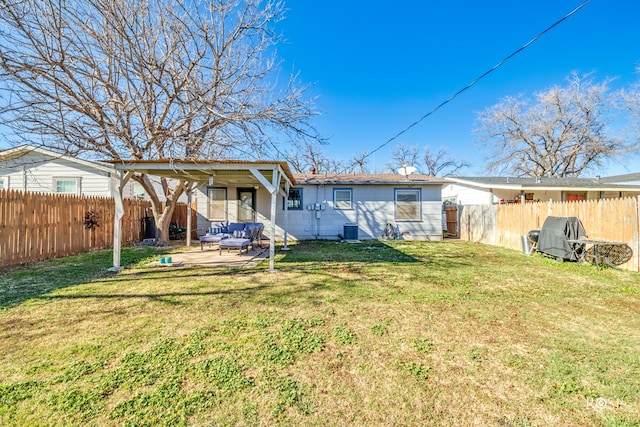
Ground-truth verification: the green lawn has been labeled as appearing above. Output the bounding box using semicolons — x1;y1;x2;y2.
0;240;639;426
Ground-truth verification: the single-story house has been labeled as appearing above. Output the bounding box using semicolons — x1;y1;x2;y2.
0;145;146;198
192;170;447;242
442;176;640;205
282;173;447;241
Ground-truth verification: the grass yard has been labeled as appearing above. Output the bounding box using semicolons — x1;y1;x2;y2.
0;240;639;426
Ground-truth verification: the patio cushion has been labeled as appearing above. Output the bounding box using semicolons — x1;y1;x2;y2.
227;223;245;233
219;238;251;248
209;221;228;234
219;237;252;255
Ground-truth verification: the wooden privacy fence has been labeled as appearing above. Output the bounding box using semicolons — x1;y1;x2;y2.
0;190;196;268
460;197;640;272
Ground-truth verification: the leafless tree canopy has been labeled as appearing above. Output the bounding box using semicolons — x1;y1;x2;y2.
476;72;634;178
0;0;319;244
0;0;318;161
387;143;420;173
285;141;369;175
619;66;640;142
422;146;469;177
387;143;468;177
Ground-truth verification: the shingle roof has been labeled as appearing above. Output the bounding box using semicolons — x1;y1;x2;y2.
293;173;447;185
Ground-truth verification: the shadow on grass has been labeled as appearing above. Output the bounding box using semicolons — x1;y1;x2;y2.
275;240;480;273
1;240;485;309
0;247;165;309
35;284;269;302
276;240;421;264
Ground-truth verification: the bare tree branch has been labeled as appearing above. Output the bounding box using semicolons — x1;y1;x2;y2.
0;0;319;244
387;143;420;173
422;146;469;177
475;72;633;178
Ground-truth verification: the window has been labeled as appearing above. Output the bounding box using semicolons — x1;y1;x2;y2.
207;187;227;221
0;176;6;190
333;188;352;210
132;182;146;199
54;178;80;195
395;189;421;221
284;187;303;210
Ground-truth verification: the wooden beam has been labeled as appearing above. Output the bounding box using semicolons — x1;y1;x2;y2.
269;169;280;271
110;170;133;271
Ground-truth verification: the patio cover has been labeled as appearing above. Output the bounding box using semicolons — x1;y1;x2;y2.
106;159;295;271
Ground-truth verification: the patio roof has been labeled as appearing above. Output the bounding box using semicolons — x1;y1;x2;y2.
104;159;296;188
105;159;294;272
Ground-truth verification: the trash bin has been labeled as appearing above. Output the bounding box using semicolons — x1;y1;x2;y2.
522;230;540;256
343;223;358;240
521;234;532;255
143;216;156;239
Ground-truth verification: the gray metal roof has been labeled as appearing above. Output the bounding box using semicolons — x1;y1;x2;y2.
447;176;640;191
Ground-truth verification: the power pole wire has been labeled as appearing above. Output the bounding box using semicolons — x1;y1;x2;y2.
365;0;591;161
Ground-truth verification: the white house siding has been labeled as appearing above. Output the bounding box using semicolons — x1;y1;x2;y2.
442;183;498;205
279;184;443;241
0;148;160;200
0;153;112;196
194;183;444;242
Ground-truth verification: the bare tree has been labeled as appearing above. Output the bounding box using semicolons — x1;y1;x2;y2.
387;143;420;173
0;0;319;244
422;146;469;177
476;72;633;178
347;151;369;174
619;65;640;143
286;141;370;175
286;141;328;174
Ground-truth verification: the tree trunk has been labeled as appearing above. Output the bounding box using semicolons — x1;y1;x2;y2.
138;176;186;246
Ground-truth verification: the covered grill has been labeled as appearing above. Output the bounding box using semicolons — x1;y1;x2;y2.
537;216;587;261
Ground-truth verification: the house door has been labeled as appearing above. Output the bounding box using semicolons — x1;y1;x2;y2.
565;193;586;202
445;205;458;238
237;188;256;223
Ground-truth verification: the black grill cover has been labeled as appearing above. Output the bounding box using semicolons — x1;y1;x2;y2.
537;216;587;261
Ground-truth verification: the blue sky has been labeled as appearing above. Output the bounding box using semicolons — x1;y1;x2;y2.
275;0;640;176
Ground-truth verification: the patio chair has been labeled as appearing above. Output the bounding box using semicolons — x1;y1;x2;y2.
199;221;234;250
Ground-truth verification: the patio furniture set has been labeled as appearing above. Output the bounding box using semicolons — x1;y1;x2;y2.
199;222;265;255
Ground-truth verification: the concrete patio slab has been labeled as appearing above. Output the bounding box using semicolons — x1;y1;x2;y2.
153;246;269;268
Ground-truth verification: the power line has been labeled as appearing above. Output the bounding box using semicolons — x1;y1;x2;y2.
365;0;591;161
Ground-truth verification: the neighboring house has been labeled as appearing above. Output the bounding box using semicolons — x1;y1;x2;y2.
442;176;640;205
0;145;157;199
599;172;640;186
282;173;447;241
